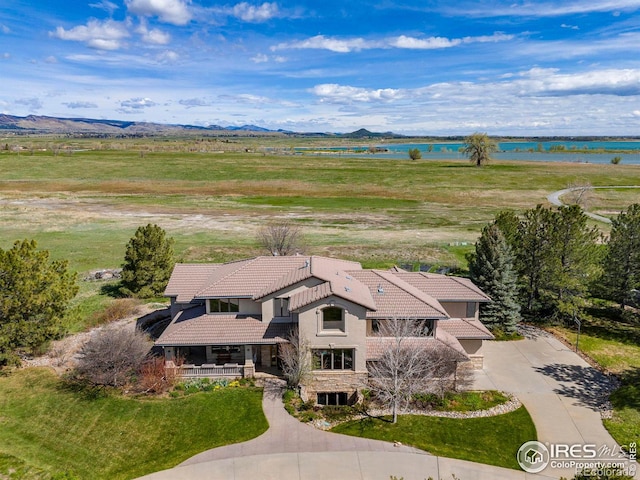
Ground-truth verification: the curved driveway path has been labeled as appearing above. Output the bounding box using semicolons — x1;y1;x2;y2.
547;185;640;223
138;334;637;480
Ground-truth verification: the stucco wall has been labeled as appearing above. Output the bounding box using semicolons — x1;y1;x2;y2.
441;301;478;319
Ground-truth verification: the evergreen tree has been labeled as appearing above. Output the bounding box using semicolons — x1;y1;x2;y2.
550;205;602;319
0;240;78;366
120;224;175;298
516;205;558;317
602;203;640;307
468;224;521;333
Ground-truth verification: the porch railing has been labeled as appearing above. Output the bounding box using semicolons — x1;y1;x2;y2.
166;361;243;378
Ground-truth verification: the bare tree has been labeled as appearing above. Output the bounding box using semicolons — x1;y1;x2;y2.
75;326;152;388
257;222;303;256
564;181;594;209
366;318;462;423
278;326;311;389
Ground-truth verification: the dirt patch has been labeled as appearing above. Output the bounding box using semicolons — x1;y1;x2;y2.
22;304;170;373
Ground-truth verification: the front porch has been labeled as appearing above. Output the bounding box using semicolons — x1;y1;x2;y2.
164;344;282;379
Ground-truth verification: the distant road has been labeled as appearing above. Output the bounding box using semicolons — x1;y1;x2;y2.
547;186;640;224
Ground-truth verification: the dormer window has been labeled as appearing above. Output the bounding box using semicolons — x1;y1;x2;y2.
274;297;289;317
209;298;240;313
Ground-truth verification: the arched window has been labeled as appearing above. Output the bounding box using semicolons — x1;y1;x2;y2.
322;306;345;332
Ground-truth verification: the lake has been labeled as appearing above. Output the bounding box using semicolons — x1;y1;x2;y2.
295;141;640;164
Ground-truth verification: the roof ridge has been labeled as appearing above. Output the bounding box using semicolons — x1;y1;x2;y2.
194;257;258;297
375;270;449;318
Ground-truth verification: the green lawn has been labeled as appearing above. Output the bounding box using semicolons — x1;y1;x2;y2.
0;368;268;480
332;406;536;470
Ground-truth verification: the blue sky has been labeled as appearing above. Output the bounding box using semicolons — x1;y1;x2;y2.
1;0;639;135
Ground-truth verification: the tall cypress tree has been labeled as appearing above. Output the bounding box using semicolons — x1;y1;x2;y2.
468;223;521;333
602;203;640;307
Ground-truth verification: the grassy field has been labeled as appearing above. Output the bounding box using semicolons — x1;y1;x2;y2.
332;406;536;469
1;144;639;276
0;368;268;480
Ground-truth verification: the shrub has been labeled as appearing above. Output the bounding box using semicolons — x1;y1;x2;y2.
75;326;152;388
134;356;177;394
611;156;622;165
92;298;142;326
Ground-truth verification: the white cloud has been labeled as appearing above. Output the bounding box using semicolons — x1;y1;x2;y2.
126;0;191;25
274;32;513;53
45;56;58;63
51;19;130;51
2;53;10;59
1;24;10;34
157;50;179;62
64;101;98;108
390;35;461;49
272;35;379;53
311;84;403;103
251;53;269;63
15;97;43;110
179;97;211;107
447;0;640;17
232;2;278;22
89;0;119;14
561;23;580;30
120;97;157;109
137;22;171;44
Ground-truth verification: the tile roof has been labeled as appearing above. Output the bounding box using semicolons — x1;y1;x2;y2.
164;263;222;303
391;271;491;302
287;271;377;311
346;270;449;319
156;306;292;346
366;336;468;362
254;255;362;299
438;318;494;339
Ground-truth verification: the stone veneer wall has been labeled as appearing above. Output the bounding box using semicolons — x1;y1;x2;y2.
303;371;369;404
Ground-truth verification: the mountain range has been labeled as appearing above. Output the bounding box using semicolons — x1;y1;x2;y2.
0;114;403;138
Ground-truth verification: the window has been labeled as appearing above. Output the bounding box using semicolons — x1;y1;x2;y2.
466;302;477;318
209;298;241;313
317;392;348;406
322;307;345;331
371;319;380;334
312;349;354;370
274;297;289;317
422;319;435;337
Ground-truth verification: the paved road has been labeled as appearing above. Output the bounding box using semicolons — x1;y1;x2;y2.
138;334;636;480
546;185;640;223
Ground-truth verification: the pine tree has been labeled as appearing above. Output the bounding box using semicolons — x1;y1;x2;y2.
550;205;601;319
468;223;521;334
120;224;175;298
602;203;640;307
0;240;78;366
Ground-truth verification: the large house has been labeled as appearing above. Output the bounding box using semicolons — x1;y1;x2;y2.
157;255;493;405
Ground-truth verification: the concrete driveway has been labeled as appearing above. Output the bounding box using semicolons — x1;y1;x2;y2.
474;329;636;478
138;330;637;480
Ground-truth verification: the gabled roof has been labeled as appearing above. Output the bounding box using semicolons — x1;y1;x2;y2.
288;273;377;311
391;271;491;302
438;318;495;340
254;256;362;300
156;306;292;346
346;270;449;319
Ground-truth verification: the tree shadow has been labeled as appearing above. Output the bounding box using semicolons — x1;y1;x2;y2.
609;367;640;411
99;281;126;298
534;363;619;411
